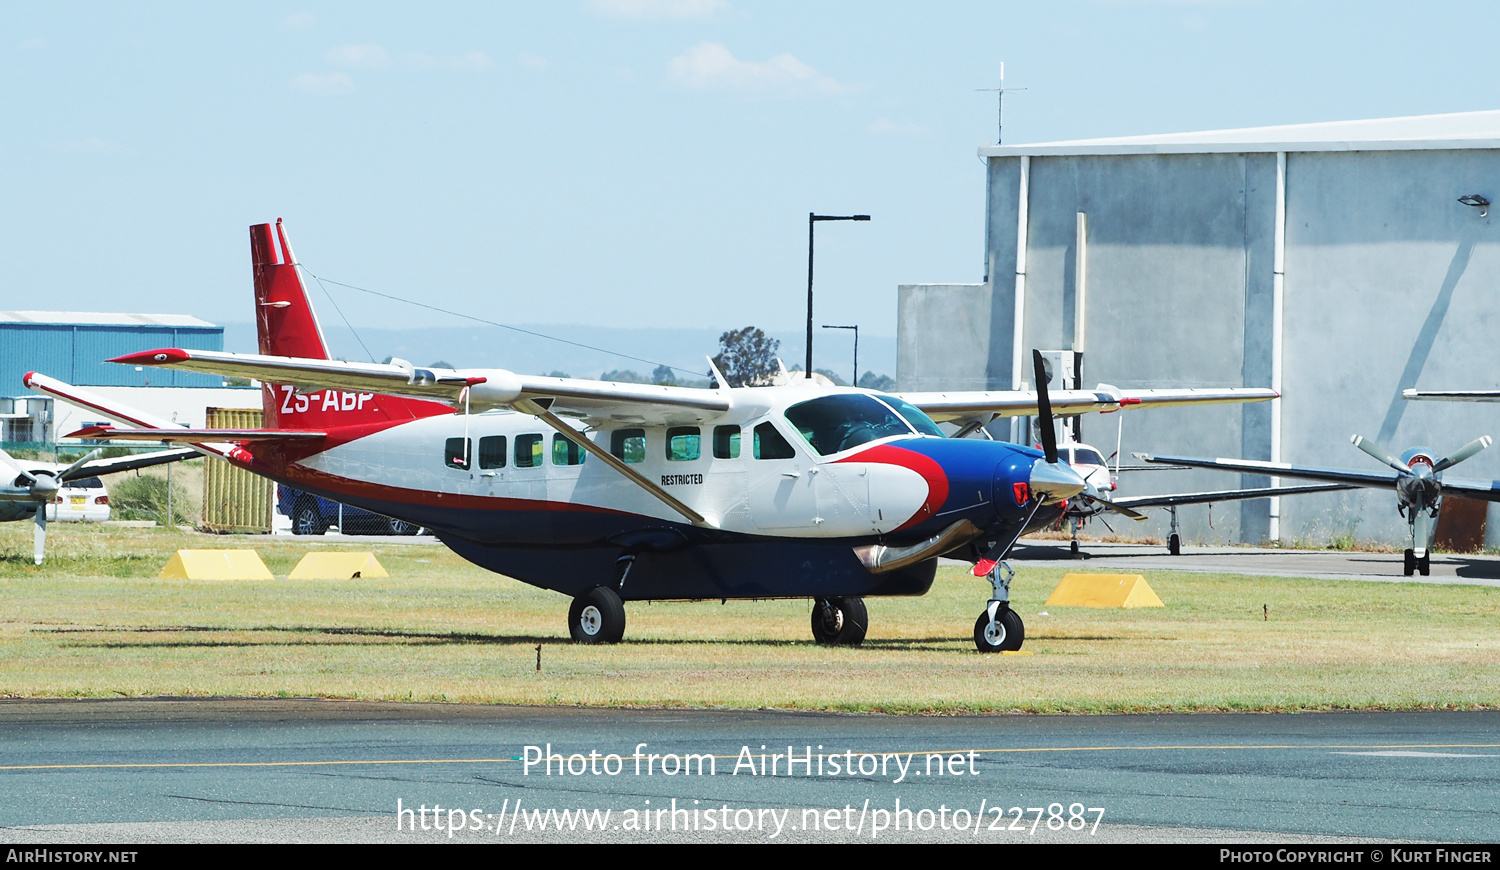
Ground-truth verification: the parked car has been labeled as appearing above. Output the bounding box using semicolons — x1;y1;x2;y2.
277;485;423;536
46;476;110;523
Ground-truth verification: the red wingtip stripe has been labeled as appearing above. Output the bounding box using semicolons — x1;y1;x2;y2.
107;348;191;365
66;425;115;439
1118;397;1142;406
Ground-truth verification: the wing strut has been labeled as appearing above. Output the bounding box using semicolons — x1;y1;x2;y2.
512;399;713;528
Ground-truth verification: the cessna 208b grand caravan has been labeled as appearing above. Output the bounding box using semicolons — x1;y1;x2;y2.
26;220;1278;651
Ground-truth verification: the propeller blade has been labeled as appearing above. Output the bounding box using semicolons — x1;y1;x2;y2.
1434;435;1492;473
1086;492;1149;522
1351;434;1412;475
57;448;104;482
0;447;39;485
33;510;46;565
1032;349;1058;464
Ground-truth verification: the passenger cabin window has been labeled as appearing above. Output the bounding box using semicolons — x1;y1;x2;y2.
478;435;507;469
611;429;646;464
713;425;740;459
666;427;701;461
444;437;471;470
515;434;544;468
553;433;586;466
783;394;916;456
753;422;795;460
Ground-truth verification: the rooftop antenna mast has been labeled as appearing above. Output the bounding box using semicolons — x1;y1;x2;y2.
976;61;1025;145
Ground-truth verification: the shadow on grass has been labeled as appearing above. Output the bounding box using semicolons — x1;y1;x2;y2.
42;624;1132;650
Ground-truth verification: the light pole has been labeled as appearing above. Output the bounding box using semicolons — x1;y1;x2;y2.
807;213;870;378
821;324;858;387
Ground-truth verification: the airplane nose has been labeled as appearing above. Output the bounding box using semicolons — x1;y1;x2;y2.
1029;457;1087;503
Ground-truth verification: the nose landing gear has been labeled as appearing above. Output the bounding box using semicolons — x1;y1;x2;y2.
973;560;1025;653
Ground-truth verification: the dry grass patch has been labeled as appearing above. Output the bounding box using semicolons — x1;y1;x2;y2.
1;523;1498;712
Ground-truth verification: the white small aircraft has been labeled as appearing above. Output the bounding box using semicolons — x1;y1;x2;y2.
25;220;1278;650
1;446;197;563
1139;433;1495;576
1050;438;1351;556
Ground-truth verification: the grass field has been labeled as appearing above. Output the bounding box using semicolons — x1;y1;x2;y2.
2;523;1498;713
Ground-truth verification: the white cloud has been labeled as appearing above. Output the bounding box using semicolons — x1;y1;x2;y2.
407;50;493;71
588;0;727;20
282;11;316;31
290;72;354;96
325;44;389;69
668;42;844;96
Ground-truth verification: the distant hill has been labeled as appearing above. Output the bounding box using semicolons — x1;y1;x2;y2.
222;322;896;384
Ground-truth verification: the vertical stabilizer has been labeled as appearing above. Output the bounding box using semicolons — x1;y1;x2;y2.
253;219;331;360
250;219;452;430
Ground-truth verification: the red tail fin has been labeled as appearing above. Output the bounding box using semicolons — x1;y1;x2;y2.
251;219;452;430
253;219;331;360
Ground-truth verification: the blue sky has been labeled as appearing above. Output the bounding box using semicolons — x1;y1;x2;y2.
4;1;1498;373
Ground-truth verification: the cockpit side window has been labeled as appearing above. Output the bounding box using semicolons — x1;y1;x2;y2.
783;394;916;456
752;422;795;459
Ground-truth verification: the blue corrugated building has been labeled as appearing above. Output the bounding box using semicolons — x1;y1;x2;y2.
1;311;226;391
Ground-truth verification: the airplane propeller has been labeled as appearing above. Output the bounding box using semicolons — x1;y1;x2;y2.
973;352;1091;575
1349;433;1491;570
0;447;101;565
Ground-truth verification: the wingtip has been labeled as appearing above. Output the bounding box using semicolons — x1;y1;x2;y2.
107;348;190;365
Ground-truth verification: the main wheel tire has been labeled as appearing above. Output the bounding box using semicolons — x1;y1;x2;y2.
810;597;868;646
1168;534;1181;556
973;608;1024;653
1418;554;1431;576
568;586;626;644
1070;540;1080;556
292;502;326;536
1404;548;1415;576
387;517;420;536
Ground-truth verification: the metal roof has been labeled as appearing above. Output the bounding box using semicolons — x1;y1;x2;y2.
980;109;1500;158
0;311;217;328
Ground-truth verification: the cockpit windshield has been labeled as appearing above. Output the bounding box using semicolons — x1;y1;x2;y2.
875;394;945;438
784;394;922;456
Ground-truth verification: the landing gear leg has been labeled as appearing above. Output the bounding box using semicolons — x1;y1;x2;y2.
973;561;1025;653
1168;506;1181;556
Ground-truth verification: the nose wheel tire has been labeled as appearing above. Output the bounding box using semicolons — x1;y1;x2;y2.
569;586;626;644
1168;534;1181;556
1404;549;1415;576
811;597;868;646
973;608;1025;653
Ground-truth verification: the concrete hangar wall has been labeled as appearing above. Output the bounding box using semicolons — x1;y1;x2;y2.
898;110;1500;547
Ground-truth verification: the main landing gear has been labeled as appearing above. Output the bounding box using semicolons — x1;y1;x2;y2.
1167;506;1181;556
811;597;868;646
973;560;1025;653
568;586;626;644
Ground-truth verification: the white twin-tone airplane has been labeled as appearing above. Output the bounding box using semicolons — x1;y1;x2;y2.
24;220;1279;650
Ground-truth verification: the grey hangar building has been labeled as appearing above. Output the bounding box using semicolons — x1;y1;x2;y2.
897;110;1500;548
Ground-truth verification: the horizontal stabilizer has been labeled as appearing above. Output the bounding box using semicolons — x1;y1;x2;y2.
67;425;325;442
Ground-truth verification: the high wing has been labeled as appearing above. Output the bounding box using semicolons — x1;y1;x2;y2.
1403;389;1500;402
108;348;729;425
1136;452;1500;502
1111;482;1355;510
65;447;199;478
900;385;1278;424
